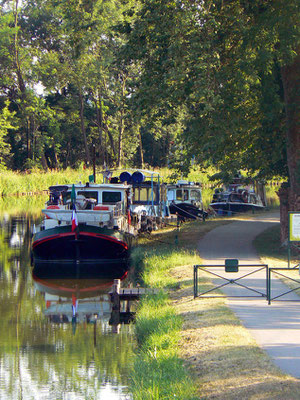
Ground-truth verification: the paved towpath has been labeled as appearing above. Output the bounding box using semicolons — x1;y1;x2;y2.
198;211;300;378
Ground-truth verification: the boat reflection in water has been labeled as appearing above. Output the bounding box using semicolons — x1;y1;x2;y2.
32;260;135;333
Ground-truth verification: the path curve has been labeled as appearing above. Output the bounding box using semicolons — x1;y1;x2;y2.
198;211;300;378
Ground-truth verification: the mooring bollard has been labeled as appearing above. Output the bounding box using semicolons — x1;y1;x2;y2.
112;279;121;312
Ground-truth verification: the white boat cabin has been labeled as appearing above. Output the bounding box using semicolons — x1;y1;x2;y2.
47;183;131;209
167;180;203;208
41;182;134;232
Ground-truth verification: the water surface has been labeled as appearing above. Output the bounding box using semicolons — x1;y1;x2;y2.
0;213;135;399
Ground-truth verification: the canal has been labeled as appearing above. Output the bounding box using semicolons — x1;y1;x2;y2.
0;201;135;400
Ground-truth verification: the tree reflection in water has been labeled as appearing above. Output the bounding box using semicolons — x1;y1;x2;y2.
0;211;135;400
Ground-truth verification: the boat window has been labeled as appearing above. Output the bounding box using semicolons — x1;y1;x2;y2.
133;187;149;202
139;188;149;202
176;189;189;201
78;191;98;203
133;186;158;204
102;191;122;204
230;194;241;202
221;194;229;201
190;190;201;201
167;190;175;201
176;190;183;200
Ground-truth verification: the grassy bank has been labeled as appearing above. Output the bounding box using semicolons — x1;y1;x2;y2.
129;219;230;399
130;213;300;399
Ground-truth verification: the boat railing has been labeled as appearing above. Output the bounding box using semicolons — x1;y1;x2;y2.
113;201;125;218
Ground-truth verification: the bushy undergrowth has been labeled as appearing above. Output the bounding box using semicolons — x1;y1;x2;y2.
265;184;281;208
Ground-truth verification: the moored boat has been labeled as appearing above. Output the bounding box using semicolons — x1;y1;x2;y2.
109;169;169;232
167;180;207;220
32;181;139;263
209;178;266;215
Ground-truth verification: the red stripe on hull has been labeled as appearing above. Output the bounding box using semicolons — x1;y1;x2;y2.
33;230;128;250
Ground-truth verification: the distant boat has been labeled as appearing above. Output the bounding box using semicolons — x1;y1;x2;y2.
32;182;139;264
167;180;207;220
209;179;266;215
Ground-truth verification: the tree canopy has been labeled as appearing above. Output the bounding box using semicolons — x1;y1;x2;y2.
0;0;299;192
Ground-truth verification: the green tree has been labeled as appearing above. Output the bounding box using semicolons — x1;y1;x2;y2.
26;0;140;168
0;101;14;168
123;0;300;239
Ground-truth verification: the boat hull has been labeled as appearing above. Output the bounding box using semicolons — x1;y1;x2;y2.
169;202;207;220
32;260;129;280
32;224;133;263
210;202;265;215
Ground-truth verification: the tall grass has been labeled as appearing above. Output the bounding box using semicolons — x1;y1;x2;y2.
0;168;282;211
0;168;93;196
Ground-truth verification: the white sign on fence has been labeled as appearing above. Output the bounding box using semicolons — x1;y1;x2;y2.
289;212;300;242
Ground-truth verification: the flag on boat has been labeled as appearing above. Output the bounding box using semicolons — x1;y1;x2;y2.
71;184;76;205
71;206;78;231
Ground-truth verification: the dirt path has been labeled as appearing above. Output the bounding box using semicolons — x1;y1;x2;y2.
170;212;300;399
196;212;300;378
198;212;279;262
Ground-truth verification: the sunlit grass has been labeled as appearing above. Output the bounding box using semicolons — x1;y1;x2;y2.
130;218;231;400
0;168;93;196
131;292;198;400
137;248;201;289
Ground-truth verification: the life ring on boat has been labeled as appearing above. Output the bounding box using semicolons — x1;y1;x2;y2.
241;190;248;203
45;205;60;219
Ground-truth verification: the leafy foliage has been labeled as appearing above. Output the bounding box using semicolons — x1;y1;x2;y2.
0;0;298;186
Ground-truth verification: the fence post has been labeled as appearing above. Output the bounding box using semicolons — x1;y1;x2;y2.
268;268;271;305
194;266;198;298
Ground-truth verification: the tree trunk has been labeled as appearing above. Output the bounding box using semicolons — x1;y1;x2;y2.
138;126;144;168
103;115;116;160
117;113;124;168
13;0;26;95
117;76;126;169
280;49;300;241
281;49;300;193
97;92;104;165
92;88;105;166
41;152;48;170
79;92;91;165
